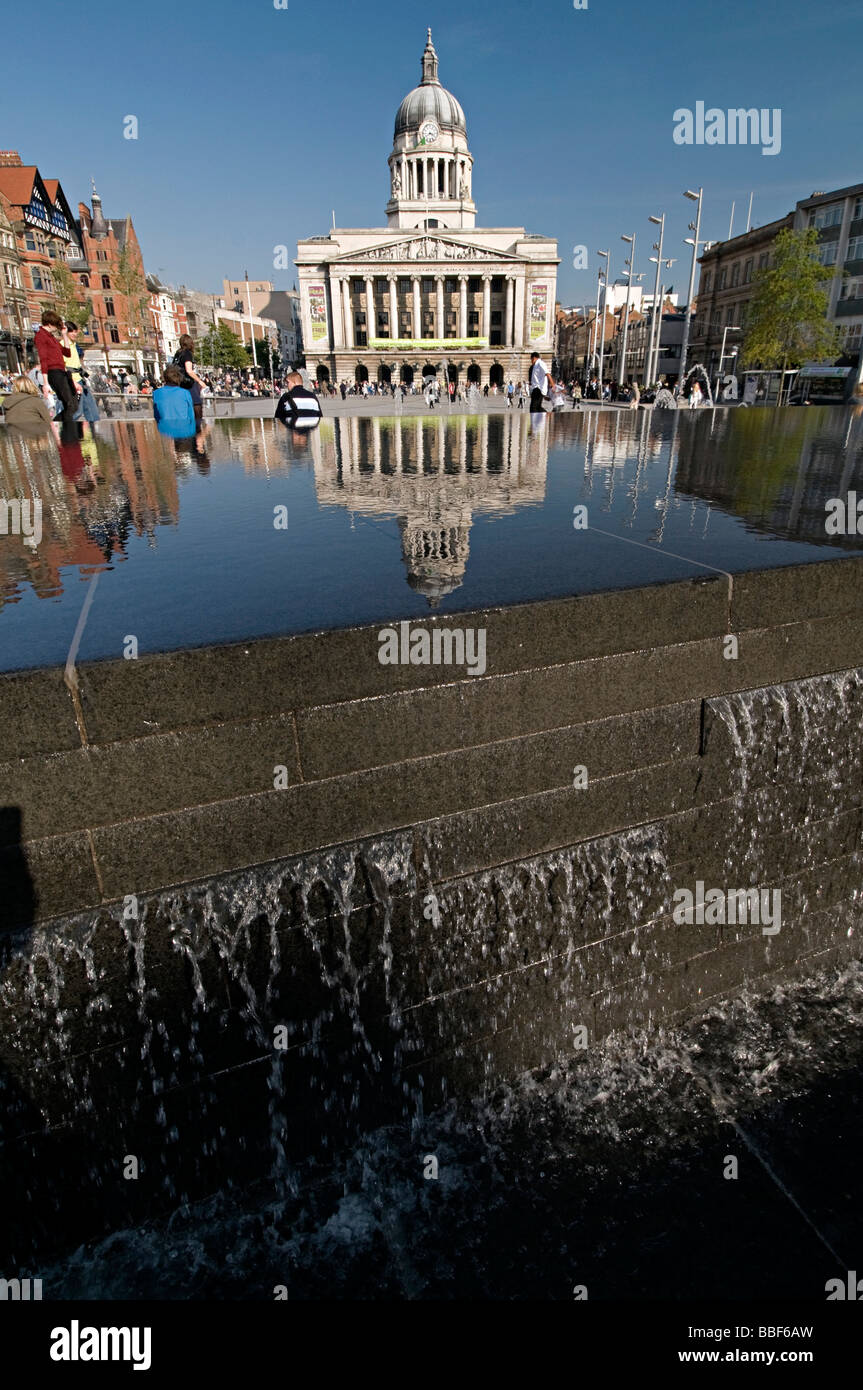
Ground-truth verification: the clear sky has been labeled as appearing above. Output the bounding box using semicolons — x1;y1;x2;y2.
2;0;858;308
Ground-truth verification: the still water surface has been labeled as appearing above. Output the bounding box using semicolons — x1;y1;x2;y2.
1;406;861;671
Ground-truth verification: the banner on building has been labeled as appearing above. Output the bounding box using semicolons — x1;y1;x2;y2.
308;284;328;343
369;337;489;350
529;282;549;342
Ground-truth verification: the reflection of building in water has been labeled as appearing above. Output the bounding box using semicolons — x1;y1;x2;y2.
308;411;548;602
673;407;863;547
0;422;180;608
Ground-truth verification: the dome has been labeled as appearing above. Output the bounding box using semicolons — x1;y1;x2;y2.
394;84;466;139
394;29;466;138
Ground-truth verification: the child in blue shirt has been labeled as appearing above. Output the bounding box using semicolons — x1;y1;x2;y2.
152;364;196;437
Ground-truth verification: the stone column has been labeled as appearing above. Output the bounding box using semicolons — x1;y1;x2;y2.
342;278;353;350
459;276;468;339
505;277;514;347
482;275;491;341
514;275;526;349
389;276;398;341
436;276;445;340
365;279;375;344
412;277;421;340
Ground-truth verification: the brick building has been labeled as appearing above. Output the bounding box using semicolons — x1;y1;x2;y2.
0;151;82;347
69;186;158;377
0;193;28;370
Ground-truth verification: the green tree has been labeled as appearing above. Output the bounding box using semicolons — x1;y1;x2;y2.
740;227;840;401
50;260;91;329
197;321;249;369
245;336;280;372
114;243;150;348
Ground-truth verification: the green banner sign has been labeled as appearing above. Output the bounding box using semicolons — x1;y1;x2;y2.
368;337;490;351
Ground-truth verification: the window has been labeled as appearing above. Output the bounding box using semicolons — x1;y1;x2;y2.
818;242;838;266
110;328;120;343
701;271;712;294
3;262;21;289
731;262;740;287
352;278;364;293
96;249;108;261
854;198;863;221
758;253;769;270
91;325;99;341
377;312;388;328
491;277;504;293
105;299;115;316
354;311;366;325
743;259;753;284
469;310;479;328
80;273;89;287
717;269;727;290
846;237;863;262
840;279;863;301
491;310;502;325
32;269;44;290
426;219;439;229
101;274;111;289
421;277;434;293
398;277;411;293
374;278;388;292
468;276;482;293
445;277;457;293
810;203;843;229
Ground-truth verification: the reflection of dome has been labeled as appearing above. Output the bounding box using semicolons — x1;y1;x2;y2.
399;517;469;607
394;30;466;138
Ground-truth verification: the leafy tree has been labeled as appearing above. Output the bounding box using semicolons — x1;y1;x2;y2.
51;260;91;329
740;227;840;401
114;242;151;348
197;321;249;369
245;336;280;372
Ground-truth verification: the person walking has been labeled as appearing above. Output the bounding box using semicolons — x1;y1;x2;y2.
173;334;206;424
529;352;550;412
34;310;76;424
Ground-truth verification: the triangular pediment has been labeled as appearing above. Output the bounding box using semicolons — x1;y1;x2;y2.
332;236;525;265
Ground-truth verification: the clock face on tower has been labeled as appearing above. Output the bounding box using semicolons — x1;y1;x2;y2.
419;120;440;144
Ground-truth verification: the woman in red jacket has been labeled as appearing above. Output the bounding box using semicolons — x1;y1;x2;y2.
34;310;77;425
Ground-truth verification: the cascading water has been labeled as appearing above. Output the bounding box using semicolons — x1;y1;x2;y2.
2;670;862;1296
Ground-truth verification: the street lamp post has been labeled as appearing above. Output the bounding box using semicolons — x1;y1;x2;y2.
590;270;603;385
596;249;609;400
678;188;703;389
647;214;664;386
717;324;740;396
619;234;636;387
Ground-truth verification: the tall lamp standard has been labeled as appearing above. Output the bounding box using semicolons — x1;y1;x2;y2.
618;234;637;386
717;323;740;396
589;270;603;385
646;214;665;386
596;249;609;399
678;187;703;389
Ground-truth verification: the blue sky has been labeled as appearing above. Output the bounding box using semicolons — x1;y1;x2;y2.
3;0;858;307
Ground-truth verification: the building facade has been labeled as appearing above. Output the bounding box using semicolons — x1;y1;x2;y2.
0;151;82;334
147;278;189;363
296;31;558;390
0;193;28;370
70;187;158;377
222;280;303;367
691;182;863;384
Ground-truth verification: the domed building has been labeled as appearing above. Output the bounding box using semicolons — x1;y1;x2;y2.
296;30;558;392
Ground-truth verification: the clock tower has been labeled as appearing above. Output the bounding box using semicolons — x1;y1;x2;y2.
386;29;476;231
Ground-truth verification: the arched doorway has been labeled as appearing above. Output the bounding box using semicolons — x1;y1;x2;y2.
489;363;504;389
422;363;438;381
400;364;415;385
316;364;330;385
377;363;392;385
447;364;459;385
467;363;481;384
355;364;369;384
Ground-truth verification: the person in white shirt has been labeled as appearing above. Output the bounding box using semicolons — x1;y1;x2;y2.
529;352;549;411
